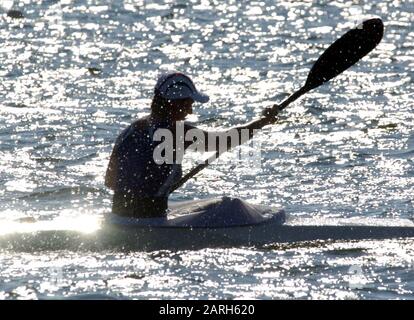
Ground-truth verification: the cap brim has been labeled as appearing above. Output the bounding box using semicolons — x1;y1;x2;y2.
192;91;209;103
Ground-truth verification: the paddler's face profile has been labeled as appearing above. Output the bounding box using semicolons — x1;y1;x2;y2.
168;98;194;121
151;95;194;122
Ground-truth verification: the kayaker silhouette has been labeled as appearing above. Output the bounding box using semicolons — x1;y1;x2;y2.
105;71;278;218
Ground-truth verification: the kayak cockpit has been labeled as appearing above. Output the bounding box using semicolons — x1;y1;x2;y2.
105;197;286;229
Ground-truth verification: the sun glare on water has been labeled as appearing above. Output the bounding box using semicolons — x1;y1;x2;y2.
0;215;101;236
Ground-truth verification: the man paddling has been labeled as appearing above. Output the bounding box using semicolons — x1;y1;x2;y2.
105;71;279;218
104;19;384;219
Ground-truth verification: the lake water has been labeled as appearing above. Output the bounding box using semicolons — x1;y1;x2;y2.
0;0;413;299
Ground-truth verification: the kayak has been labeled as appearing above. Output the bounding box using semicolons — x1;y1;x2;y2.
1;197;414;251
103;197;414;250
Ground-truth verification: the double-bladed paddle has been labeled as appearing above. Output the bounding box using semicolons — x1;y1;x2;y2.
170;18;384;193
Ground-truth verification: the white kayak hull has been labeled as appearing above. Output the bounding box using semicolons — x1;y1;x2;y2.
2;217;414;252
99;215;414;251
1;197;414;251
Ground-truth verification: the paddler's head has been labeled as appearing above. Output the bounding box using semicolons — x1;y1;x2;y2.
151;71;209;121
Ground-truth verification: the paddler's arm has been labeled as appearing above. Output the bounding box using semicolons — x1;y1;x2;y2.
230;105;280;140
197;105;280;152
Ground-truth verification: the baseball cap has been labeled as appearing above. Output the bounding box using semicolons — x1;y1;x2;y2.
154;71;209;103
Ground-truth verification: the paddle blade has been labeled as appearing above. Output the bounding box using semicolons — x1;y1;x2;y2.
305;18;384;91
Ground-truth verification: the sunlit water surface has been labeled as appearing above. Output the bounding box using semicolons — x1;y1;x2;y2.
0;0;413;299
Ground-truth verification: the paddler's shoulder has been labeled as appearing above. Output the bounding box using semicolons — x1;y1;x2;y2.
116;116;150;142
124;116;152;134
131;116;151;131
